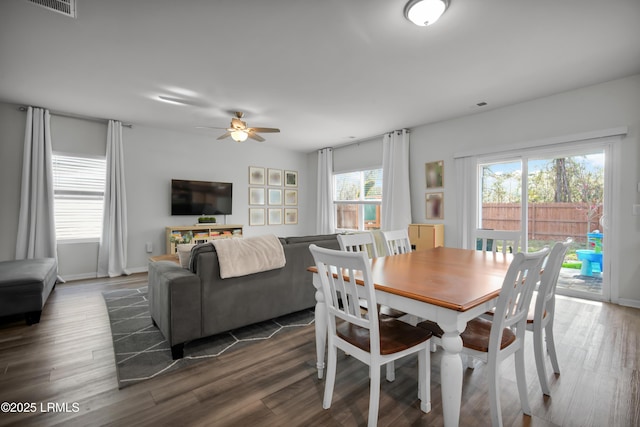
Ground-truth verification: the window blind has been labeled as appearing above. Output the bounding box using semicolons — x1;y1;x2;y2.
52;153;106;240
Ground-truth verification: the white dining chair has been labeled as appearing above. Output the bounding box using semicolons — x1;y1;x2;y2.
381;229;412;256
337;231;405;380
419;247;549;427
527;237;572;395
481;238;572;395
337;232;379;258
475;229;522;254
309;244;432;427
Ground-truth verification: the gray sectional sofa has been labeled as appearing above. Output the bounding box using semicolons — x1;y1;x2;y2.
148;234;339;359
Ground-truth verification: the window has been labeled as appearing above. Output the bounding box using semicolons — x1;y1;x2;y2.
52;153;106;241
333;168;382;231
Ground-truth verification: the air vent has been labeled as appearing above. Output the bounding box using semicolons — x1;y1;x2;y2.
27;0;77;18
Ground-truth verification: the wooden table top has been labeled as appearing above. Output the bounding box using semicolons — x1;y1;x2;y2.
309;246;513;312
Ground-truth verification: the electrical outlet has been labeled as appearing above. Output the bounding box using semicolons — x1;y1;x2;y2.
146;242;153;253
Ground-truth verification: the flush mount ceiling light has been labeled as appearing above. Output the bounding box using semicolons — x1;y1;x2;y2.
404;0;449;26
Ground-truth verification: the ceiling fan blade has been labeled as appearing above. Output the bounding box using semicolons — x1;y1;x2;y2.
249;127;280;133
217;131;232;140
247;131;265;142
195;126;228;130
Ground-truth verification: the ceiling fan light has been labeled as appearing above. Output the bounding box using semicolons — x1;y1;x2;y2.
405;0;448;27
231;129;248;142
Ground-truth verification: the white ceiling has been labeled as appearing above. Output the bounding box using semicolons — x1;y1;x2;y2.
1;0;639;152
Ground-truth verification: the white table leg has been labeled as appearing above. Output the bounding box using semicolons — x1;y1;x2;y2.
313;277;327;379
439;326;464;427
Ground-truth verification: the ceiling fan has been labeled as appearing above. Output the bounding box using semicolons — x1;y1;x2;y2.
198;112;280;142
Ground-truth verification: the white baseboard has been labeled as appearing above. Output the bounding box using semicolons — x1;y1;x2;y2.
617;298;640;309
60;266;148;282
127;266;148;274
59;272;98;282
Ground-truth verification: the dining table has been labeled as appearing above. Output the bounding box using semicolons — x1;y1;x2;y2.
308;246;513;427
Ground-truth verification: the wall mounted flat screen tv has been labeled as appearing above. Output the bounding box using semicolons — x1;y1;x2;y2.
171;179;233;215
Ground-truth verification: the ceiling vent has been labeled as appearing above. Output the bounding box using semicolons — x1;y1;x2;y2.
26;0;77;18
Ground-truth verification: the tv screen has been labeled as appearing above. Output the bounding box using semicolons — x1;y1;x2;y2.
171;179;233;215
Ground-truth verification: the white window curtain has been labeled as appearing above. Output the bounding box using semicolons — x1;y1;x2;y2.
97;120;129;277
454;156;478;249
381;129;412;231
16;107;58;261
316;148;335;234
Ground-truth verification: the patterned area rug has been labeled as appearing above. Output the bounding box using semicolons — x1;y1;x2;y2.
102;287;315;388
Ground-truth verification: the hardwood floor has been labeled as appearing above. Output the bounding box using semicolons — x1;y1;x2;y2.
0;274;638;426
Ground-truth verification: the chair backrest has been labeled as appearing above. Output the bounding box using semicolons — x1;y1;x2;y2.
475;229;521;255
382;229;411;256
490;247;549;351
337;232;379;259
309;244;380;354
381;229;412;256
535;238;572;322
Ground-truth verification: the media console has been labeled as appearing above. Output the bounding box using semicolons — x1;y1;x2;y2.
165;224;243;254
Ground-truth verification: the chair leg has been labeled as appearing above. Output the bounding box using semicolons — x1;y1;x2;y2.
368;362;381;427
323;344;338;409
545;321;561;375
515;348;532;416
534;323;552;396
418;347;431;413
488;354;504;427
463;354;474;370
386;361;395;382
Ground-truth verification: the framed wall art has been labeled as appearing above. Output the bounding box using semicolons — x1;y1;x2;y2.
285;170;298;187
268;208;282;225
249;187;265;205
426;192;444;220
284;189;298;206
268;168;282;186
268;188;282;205
249;166;265;185
425;160;444;189
249;208;265;226
285;208;298;224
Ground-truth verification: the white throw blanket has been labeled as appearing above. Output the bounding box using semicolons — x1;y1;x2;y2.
212;234;286;279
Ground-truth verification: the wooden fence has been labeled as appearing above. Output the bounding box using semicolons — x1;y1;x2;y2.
336;204;381;230
482;202;603;243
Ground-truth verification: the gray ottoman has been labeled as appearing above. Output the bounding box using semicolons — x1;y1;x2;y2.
0;258;57;325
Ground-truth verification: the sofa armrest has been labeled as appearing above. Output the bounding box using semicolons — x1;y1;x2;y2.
148;261;202;349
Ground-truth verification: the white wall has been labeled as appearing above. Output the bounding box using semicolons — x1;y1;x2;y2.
0;103;25;262
0;103;314;279
2;74;638;304
123;125;314;274
312;75;640;305
408;75;640;305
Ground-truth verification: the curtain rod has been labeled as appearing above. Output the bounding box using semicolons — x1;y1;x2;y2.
332;128;410;150
17;105;133;128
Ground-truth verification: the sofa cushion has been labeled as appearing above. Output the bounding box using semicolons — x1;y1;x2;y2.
0;258;57;319
285;234;339;244
0;258;57;290
176;244;196;269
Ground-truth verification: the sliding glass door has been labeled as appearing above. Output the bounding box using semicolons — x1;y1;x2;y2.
477;144;609;301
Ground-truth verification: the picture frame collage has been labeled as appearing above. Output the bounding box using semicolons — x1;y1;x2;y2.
248;166;298;226
425;160;444;220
